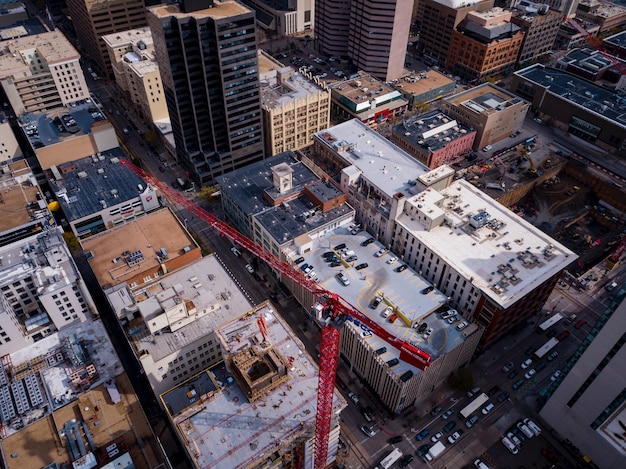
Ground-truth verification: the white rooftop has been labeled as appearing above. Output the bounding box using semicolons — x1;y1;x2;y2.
315;119;431;198
396;180;577;307
107;255;252;362
163;302;343;468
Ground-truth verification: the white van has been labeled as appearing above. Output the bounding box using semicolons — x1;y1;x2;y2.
501;436;519;454
524;418;542;436
474;459;491;469
517;421;534;439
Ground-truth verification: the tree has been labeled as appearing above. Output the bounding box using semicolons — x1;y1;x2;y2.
197;184;221;204
447;368;474;391
62;232;81;252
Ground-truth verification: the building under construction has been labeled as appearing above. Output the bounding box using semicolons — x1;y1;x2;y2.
161;301;346;469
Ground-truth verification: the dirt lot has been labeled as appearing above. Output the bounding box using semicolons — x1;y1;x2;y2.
515;170;624;276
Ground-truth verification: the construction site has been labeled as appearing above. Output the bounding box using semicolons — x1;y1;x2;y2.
457;137;626;278
160;301;346;469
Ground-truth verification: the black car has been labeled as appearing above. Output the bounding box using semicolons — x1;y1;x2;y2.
330;261;342;267
430;405;443;416
395;264;408;273
399;455;414;467
536;362;547;372
388;435;403;444
443;421;457;432
370;296;383;309
525;346;536;356
294;257;305;265
547;329;557;338
421;286;434;294
508;369;519;379
497;391;510;402
488;385;501;397
512;378;524;390
355;263;368;270
416;445;430;457
322;251;335;258
466;152;478;161
361;238;375;246
334;243;346;251
417;323;428;333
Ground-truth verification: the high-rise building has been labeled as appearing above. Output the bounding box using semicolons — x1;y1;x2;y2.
539;291;626;468
446;8;525;84
316;0;413;82
0;31;89;115
148;0;265;185
416;0;495;67
65;0;148;78
103;27;169;123
511;3;562;65
315;0;351;59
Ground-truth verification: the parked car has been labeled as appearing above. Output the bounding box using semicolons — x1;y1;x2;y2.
441;409;454;420
245;264;254;274
415;429;430;441
335;272;350;286
423;327;433;338
456;321;468;330
606;282;618;292
502;361;514;373
370;296;383;309
575;319;587;329
524;368;536;380
421;286;435;294
430;432;443;443
488;385;501;397
447;430;464;444
557;330;570;341
395;264;408;273
399;454;414;468
521;358;533;369
497;391;510;402
507;369;519;379
231;247;241;257
300;263;309;272
375;247;389;257
525;346;536;356
294;256;305;264
482;145;493;152
551;370;562;381
355;263;368;270
512;379;524;390
465;415;479;428
547;350;559;361
388;435;403;444
334;243;346;251
387;256;398;264
417;323;428;333
348;392;359;404
416;444;431;457
536;362;547;372
443;421;457;432
430;405;443;416
481;403;495;415
361;238;375;246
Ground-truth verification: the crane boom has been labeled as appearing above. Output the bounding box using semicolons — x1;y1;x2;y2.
563;17;626;76
120;159;431;468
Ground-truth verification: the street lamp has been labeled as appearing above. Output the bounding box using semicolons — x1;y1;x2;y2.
184;218;188;230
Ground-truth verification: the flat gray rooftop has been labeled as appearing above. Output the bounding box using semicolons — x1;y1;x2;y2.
315;119;431;198
392;110;474;152
218;152;353;244
48;149;146;221
515;64;626;128
19;98;107;149
113;255;253;363
605;29;626;49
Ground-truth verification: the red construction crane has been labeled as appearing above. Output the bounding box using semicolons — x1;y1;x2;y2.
121;159;432;468
563;17;626;76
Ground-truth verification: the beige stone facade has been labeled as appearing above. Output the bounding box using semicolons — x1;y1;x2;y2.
103;27;169;122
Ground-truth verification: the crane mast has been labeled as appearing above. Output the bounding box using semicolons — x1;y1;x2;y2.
121;159;431;468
